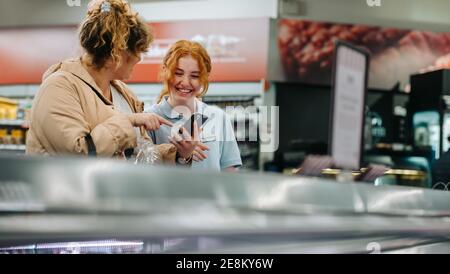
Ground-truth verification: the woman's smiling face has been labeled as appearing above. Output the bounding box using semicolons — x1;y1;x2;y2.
168;55;202;105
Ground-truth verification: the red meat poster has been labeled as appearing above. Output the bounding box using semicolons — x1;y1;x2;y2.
277;19;450;90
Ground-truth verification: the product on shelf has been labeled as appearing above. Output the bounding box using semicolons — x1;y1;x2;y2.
0;97;30;151
0;129;7;144
0;97;18;120
11;129;25;145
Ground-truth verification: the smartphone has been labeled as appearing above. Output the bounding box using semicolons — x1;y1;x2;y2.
179;113;209;137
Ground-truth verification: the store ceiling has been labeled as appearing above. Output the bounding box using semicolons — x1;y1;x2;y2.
0;0;206;27
1;0;449;31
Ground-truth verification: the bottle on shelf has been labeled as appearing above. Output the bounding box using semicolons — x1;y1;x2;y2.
0;97;18;120
0;128;7;144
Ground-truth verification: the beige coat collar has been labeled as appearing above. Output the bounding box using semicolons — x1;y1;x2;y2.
43;57;140;112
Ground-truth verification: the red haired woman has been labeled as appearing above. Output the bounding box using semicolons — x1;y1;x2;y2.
147;40;242;171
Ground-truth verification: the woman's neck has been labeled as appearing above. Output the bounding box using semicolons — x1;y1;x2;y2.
81;55;113;101
167;96;196;114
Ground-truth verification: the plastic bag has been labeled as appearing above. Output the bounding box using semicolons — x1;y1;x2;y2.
134;137;161;165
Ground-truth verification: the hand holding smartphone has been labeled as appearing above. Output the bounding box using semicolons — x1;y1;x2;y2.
179;113;209;137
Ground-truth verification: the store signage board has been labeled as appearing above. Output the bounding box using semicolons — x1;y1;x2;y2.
329;41;369;170
0;18;269;85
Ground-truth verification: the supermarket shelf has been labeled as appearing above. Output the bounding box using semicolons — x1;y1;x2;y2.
0;85;39;98
0;144;26;151
0;83;263;99
0;119;26;126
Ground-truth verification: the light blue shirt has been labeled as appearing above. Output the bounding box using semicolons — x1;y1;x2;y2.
146;97;242;171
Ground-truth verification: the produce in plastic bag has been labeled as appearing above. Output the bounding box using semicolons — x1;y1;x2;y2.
134;137;161;165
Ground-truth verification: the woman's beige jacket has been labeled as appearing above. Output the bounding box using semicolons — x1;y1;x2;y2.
26;58;176;163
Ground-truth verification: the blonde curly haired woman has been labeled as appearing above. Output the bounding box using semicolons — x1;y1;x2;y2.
27;0;198;165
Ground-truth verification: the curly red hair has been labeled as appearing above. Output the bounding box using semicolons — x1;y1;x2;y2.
157;40;212;103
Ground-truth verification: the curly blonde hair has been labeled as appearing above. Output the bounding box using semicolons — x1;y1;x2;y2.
157;40;212;103
79;0;153;69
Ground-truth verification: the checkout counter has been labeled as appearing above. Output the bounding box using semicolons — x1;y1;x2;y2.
1;155;450;254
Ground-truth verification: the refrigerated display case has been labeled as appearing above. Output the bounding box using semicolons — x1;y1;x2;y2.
203;95;260;170
409;69;450;158
413;111;440;158
1;155;450;254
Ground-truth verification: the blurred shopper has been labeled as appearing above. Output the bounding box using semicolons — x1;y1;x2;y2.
147;40;242;171
26;0;197;165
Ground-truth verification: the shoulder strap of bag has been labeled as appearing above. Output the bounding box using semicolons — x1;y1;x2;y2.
68;72;110;156
70;73;112;106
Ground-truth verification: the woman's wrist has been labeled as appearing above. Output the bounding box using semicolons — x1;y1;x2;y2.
176;151;193;165
127;113;136;127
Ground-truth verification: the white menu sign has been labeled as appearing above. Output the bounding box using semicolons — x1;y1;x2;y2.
331;43;368;170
